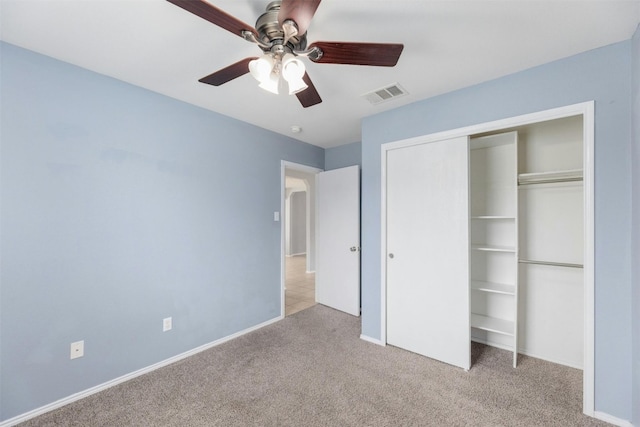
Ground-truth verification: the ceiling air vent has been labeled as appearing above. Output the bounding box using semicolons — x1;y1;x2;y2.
362;83;408;105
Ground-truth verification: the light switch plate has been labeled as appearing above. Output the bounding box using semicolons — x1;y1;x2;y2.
163;317;172;332
70;340;84;359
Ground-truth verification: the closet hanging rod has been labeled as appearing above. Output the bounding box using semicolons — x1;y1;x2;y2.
518;259;583;269
518;177;583;186
518;169;583;186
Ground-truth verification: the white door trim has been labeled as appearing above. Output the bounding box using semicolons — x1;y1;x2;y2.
380;101;595;416
281;161;322;319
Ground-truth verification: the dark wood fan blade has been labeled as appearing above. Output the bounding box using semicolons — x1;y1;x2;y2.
278;0;322;36
198;57;258;86
167;0;257;38
309;42;404;66
296;72;322;108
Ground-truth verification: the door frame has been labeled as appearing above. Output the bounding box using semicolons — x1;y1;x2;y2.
281;161;322;318
380;101;595;415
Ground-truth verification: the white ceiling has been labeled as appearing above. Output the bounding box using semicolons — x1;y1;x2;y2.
1;0;639;149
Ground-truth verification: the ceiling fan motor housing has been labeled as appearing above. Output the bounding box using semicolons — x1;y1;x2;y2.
255;1;307;52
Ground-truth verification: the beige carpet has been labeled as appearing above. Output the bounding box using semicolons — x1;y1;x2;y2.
20;305;609;426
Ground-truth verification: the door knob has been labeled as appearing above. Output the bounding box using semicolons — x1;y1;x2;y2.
388;253;394;259
350;246;360;252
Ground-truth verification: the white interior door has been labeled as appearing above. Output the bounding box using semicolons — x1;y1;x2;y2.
316;165;360;316
385;136;470;370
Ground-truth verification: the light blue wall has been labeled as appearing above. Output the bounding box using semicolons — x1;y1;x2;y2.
632;24;640;427
361;41;634;420
324;141;362;170
0;42;323;421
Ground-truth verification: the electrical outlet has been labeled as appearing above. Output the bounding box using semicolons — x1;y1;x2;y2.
70;340;84;359
163;317;172;332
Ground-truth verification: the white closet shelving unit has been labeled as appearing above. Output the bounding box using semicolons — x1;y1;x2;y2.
469;131;519;367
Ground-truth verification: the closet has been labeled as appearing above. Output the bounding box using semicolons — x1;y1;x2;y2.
385;114;584;370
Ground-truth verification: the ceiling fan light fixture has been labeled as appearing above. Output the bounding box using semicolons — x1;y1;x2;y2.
249;55;274;83
258;71;280;94
282;54;305;81
250;52;307;96
281;53;307;95
286;76;308;95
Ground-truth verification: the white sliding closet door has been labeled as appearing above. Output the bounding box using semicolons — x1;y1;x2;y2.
386;136;470;370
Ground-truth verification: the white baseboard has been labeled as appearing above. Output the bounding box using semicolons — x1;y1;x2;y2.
360;334;385;346
0;316;282;427
593;411;633;427
518;348;583;370
5;320;630;427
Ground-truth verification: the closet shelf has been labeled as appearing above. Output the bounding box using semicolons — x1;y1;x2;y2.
518;169;583;185
470;314;514;336
470;280;516;295
471;244;516;253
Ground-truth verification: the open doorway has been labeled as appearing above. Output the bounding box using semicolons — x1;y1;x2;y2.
282;162;321;316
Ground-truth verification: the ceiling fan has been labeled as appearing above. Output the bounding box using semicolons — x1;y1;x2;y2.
166;0;404;108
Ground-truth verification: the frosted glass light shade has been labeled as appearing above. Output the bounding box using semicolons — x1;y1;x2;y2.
286;76;308;95
249;55;275;83
258;72;280;94
281;54;307;94
282;54;305;81
249;53;307;95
